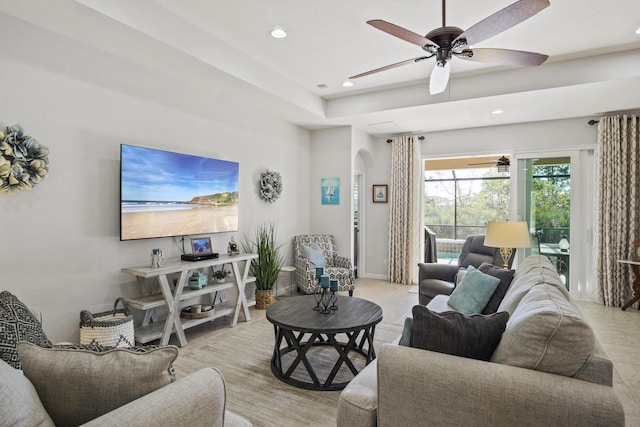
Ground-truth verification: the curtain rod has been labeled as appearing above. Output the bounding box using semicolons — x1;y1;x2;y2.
387;136;425;143
588;115;638;125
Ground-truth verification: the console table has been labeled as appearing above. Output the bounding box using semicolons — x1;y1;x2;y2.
122;253;258;346
618;260;640;310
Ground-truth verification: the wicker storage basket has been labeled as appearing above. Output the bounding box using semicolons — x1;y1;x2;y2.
255;289;275;309
80;297;135;347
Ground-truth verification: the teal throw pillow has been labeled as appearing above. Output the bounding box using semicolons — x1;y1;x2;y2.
448;265;501;315
399;317;413;346
300;243;326;268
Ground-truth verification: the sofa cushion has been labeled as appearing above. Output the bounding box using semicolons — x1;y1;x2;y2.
398;316;412;346
18;341;178;426
478;262;515;314
0;359;55;427
0;291;52;369
491;284;595;377
448;266;501;314
497;255;564;315
299;243;326;268
410;305;509;361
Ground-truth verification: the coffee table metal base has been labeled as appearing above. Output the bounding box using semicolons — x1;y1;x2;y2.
270;325;377;391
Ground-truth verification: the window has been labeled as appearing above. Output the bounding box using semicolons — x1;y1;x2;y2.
424;161;510;260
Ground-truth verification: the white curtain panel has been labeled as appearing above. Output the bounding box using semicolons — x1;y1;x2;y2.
594;115;640;306
387;136;422;285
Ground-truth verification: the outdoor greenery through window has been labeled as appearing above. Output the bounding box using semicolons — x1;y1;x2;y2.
424;167;510;243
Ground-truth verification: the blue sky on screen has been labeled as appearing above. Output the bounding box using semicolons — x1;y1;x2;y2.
121;145;239;202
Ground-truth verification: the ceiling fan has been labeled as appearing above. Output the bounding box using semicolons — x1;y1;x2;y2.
350;0;550;94
469;156;511;171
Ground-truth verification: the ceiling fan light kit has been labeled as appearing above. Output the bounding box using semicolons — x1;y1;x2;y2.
350;0;550;95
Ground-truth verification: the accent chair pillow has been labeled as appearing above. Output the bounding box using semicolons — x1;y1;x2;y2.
0;359;55;427
478;262;516;314
410;305;509;361
18;342;178;426
447;265;501;314
0;291;52;369
399;316;413;346
300;243;326;268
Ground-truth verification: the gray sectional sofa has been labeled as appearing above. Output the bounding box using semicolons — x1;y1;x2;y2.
337;255;625;426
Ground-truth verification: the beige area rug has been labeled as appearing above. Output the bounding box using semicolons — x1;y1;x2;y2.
408;285;419;294
173;319;402;427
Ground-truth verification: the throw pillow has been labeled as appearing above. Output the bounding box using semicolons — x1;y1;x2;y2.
18;342;178;426
300;243;326;268
447;265;501;314
0;359;55;427
0;291;52;369
398;317;412;346
410;305;509;361
478;262;516;314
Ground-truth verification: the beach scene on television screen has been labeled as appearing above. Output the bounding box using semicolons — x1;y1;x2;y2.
121;145;239;240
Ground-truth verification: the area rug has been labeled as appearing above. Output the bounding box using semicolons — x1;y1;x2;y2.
408;285;419;294
172;319;402;427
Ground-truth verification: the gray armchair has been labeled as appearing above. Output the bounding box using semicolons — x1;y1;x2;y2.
417;234;513;305
294;234;355;296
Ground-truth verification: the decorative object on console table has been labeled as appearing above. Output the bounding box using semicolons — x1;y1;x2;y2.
227;236;239;255
243;222;285;309
372;184;388;203
188;272;208;289
484;221;531;268
212;267;230;283
0;124;49;194
150;248;164;268
79;298;134;347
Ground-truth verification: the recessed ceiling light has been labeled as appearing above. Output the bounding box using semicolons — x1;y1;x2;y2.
492;109;504;115
270;28;287;39
342;81;354;87
317;84;328;89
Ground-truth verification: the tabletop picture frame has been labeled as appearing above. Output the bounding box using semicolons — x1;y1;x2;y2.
633;240;640;261
373;184;388;203
191;237;213;254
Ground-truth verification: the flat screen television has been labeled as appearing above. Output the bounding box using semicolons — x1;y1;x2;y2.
120;144;239;241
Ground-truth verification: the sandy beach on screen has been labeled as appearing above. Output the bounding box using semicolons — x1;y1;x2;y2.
122;205;238;239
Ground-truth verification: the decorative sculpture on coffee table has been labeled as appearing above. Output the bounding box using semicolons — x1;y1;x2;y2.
313;267;339;314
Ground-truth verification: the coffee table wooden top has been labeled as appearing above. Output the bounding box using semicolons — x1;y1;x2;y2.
266;295;383;334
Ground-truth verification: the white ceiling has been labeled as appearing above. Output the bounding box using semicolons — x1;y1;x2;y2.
2;0;640;136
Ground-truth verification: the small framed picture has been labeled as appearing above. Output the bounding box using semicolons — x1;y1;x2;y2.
191;237;213;254
373;184;388;203
633;240;640;261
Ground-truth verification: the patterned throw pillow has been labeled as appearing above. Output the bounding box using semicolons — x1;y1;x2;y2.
18;342;178;426
0;291;52;369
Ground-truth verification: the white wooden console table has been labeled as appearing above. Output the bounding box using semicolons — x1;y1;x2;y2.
122;253;258;346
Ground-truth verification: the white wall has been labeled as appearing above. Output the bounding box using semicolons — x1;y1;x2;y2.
309;127;353;255
0;21;312;342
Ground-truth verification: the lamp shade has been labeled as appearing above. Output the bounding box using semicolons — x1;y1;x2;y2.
484;221;530;249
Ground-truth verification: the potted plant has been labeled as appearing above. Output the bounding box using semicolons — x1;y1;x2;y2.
212;268;231;283
242;222;285;309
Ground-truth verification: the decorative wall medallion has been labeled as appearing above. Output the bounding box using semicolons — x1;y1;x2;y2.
0;124;49;193
260;170;282;203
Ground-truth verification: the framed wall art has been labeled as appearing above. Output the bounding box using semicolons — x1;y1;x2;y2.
321;177;340;205
373;184;388;203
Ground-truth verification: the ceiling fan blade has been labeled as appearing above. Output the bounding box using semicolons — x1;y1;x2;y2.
350;56;430;79
453;0;550;47
456;48;548;66
429;61;451;95
367;20;438;48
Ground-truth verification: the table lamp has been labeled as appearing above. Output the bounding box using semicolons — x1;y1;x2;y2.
484;221;531;268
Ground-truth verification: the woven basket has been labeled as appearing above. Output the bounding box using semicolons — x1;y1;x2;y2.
255;289;275;309
80;297;135;347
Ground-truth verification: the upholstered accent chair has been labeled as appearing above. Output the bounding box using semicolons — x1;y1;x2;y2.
417;234;514;305
294;234;355;296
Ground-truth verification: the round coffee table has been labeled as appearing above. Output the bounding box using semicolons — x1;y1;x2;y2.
266;295;383;391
